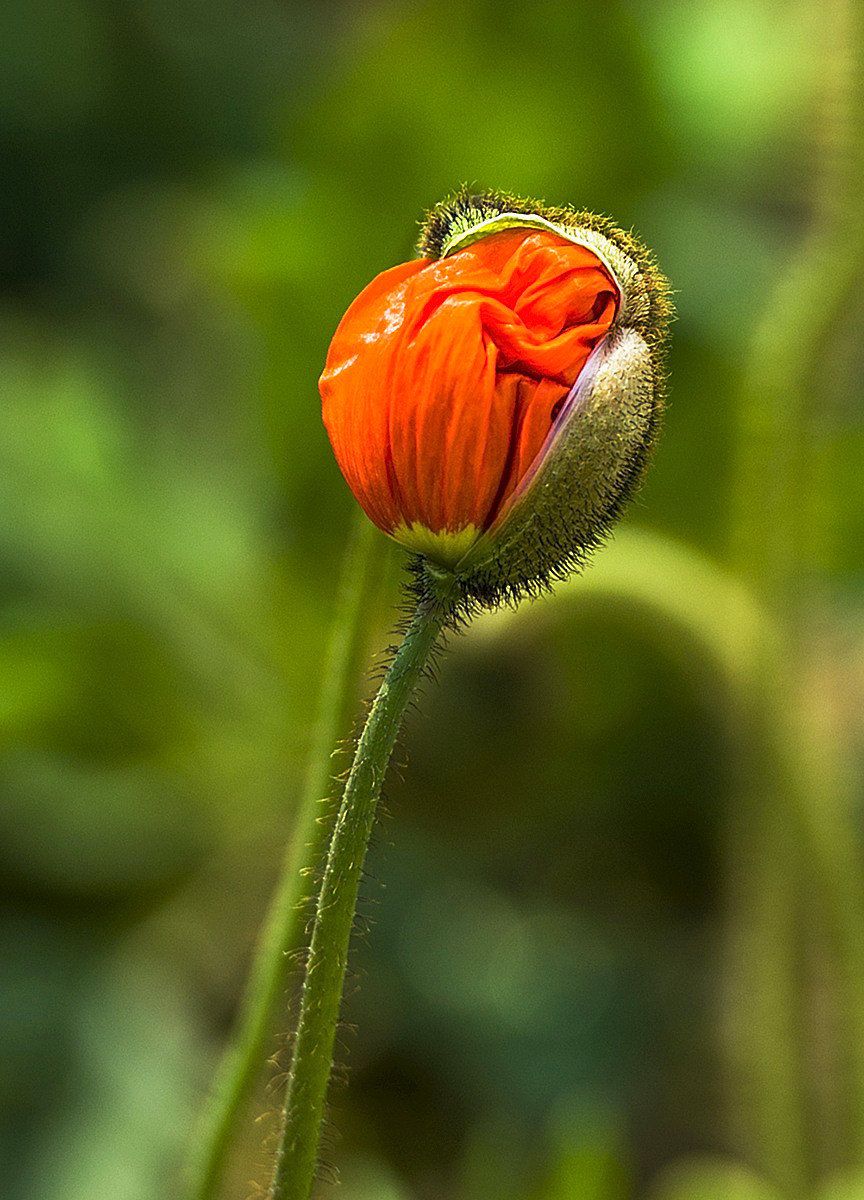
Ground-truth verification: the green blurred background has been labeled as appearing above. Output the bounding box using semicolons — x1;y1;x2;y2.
2;0;863;1197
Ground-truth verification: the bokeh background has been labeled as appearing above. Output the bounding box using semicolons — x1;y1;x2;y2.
3;0;864;1198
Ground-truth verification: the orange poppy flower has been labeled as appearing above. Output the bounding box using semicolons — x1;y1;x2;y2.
320;192;669;604
320;226;619;568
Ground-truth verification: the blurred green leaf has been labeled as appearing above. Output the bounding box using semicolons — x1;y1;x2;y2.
647;1158;781;1200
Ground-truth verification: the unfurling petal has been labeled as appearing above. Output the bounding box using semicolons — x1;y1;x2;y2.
320;189;671;605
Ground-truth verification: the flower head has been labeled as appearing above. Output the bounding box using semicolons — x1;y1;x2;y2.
321;190;670;604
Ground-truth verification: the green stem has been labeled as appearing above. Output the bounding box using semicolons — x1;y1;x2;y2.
268;571;456;1200
186;511;378;1200
738;0;864;597
723;1;864;1184
729;0;862;595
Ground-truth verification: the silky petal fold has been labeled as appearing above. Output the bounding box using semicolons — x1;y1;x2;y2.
320;228;619;559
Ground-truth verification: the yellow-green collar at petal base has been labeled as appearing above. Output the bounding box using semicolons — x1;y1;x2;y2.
390;522;481;567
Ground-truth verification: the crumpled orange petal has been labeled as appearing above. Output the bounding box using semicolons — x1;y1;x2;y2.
320;228;619;557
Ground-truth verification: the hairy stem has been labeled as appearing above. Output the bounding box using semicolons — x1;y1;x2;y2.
186;512;378;1200
268;571;456;1200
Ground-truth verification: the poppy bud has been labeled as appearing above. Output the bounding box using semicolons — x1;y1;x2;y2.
320;189;670;606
